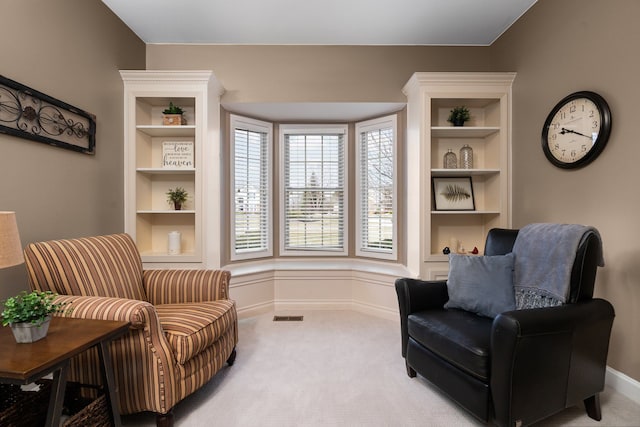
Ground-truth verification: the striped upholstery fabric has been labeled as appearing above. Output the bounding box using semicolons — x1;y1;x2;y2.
24;234;146;300
22;233;238;420
144;269;230;304
50;294;177;415
156;300;236;364
177;325;236;398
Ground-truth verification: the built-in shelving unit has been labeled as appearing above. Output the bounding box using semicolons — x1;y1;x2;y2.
121;71;223;266
403;72;515;279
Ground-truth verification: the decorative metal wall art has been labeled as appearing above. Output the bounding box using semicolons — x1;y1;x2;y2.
0;75;96;154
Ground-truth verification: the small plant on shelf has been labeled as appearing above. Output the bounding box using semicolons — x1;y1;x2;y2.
167;187;189;210
447;106;471;126
162;102;186;125
162;102;184;115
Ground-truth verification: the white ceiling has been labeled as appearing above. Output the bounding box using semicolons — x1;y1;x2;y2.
103;0;536;121
102;0;536;46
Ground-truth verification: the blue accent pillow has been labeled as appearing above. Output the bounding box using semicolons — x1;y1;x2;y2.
445;253;516;318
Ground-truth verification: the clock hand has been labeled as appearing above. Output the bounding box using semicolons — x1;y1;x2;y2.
560;127;592;139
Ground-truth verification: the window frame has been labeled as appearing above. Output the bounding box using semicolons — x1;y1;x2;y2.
230;114;273;260
355;115;398;260
279;124;349;257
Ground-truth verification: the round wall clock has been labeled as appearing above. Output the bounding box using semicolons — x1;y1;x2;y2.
541;91;612;169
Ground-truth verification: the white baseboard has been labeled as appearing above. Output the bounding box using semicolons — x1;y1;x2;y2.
272;299;400;323
351;300;399;322
236;301;273;319
274;299;352;312
606;365;640;405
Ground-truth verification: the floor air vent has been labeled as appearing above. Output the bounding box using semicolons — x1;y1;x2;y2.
273;315;304;322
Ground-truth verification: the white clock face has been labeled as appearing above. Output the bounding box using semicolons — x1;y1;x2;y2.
546;97;601;163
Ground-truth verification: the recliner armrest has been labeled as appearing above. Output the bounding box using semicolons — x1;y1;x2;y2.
492;298;613;337
395;277;448;315
490;299;615;427
395;278;448;358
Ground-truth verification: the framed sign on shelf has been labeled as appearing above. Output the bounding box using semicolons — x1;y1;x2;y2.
432;176;475;211
162;141;194;169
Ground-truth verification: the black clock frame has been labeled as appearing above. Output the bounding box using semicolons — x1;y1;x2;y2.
541;91;612;169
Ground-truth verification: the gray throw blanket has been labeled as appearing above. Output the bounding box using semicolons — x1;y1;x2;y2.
512;223;604;309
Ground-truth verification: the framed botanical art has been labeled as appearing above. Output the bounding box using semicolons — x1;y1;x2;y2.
432;176;475;211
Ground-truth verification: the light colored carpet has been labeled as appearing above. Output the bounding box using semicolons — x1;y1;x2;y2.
123;310;640;426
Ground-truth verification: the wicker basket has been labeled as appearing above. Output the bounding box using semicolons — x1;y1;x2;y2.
63;394;111;427
0;382;50;426
0;381;111;427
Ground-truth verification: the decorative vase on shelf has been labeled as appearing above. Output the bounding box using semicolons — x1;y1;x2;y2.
168;231;182;255
460;144;473;169
443;149;457;169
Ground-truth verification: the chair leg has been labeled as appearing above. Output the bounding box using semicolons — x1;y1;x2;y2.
156;410;174;427
227;348;237;366
406;360;416;378
584;394;602;421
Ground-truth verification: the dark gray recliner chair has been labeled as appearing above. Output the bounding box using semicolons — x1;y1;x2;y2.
395;227;615;427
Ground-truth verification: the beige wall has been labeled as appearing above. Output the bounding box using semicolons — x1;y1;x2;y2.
491;0;640;380
146;45;492;103
0;1;145;298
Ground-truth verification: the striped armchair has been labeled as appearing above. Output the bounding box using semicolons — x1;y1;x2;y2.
22;233;237;427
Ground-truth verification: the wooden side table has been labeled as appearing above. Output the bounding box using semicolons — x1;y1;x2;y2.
0;317;130;427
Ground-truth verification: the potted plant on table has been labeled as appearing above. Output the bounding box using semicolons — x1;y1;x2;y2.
1;290;68;343
167;187;189;210
447;106;471;126
162;102;186;126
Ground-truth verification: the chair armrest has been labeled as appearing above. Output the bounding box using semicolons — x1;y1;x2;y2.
143;269;231;305
52;295;179;414
53;295;158;329
395;277;448;316
490;299;615;427
395;278;448;358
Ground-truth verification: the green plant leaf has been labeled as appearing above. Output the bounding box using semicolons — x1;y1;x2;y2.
1;290;69;326
166;186;189;204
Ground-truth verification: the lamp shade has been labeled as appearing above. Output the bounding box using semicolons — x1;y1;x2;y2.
0;212;23;269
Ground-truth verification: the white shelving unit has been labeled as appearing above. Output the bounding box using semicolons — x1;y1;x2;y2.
121;71;224;266
403;72;515;279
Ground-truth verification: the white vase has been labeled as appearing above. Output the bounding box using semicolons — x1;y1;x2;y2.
168;231;181;255
10;315;51;343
